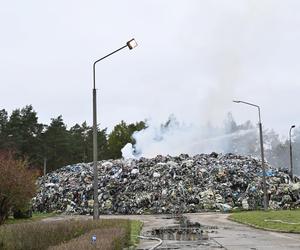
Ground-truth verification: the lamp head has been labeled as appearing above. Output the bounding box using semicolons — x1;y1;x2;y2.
127;39;138;50
292;125;296;129
233;100;241;103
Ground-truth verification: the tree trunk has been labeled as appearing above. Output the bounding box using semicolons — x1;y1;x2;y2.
0;197;10;225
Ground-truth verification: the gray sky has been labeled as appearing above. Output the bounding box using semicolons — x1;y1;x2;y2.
1;0;300;137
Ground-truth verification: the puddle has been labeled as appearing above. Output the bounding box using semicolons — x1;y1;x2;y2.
142;216;224;249
151;227;206;241
148;216;217;241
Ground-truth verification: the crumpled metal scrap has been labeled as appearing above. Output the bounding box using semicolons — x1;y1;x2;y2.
32;153;300;215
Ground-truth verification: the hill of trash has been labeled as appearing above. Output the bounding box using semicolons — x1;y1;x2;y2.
32;153;300;214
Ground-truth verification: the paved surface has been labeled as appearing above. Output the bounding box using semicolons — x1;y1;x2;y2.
185;213;300;250
42;213;300;249
134;213;300;250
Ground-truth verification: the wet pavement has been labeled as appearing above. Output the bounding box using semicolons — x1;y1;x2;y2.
135;213;300;250
143;215;222;249
186;213;300;250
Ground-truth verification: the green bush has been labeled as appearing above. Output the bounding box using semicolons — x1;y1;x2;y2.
13;204;33;219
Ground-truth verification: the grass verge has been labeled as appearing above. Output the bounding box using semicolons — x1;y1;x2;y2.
129;220;143;246
229;210;300;233
0;218;142;250
48;227;125;250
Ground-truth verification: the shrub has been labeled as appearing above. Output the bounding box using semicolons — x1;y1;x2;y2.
13;208;33;219
0;151;36;225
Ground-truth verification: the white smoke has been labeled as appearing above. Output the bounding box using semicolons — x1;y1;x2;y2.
122;114;256;159
121;1;275;159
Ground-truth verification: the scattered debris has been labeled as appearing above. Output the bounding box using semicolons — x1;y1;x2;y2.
32;153;300;214
145;216;221;249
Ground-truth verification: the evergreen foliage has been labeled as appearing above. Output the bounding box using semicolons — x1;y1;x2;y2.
0;106;299;175
0;106;145;172
107;120;146;159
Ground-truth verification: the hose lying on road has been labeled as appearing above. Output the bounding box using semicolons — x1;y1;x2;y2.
264;219;300;225
138;235;163;250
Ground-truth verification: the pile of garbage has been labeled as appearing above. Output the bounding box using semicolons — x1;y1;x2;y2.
32;153;300;215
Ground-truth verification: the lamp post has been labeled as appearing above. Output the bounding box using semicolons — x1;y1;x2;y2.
92;39;138;220
289;125;296;181
233;100;268;210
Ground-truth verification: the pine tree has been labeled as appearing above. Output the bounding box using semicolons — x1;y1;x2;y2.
107;120;146;159
43;116;71;171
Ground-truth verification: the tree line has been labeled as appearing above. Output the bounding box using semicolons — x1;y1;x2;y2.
0;105;146;173
0;105;299;175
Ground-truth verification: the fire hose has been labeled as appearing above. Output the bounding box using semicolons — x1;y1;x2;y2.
138;235;163;250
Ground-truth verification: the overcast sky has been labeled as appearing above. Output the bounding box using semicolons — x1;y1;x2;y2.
1;0;300;137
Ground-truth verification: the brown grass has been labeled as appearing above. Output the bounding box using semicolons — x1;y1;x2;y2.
0;218;133;250
48;228;125;250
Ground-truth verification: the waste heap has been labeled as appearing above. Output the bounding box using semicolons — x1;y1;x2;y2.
32;153;300;215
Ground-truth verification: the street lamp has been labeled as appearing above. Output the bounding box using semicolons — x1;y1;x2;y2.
233;100;268;211
289;125;296;181
92;39;138;220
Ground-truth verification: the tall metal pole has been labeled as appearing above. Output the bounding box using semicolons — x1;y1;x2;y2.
289;125;295;181
233;100;268;210
258;122;268;211
92;41;137;220
92;68;99;219
43;157;47;176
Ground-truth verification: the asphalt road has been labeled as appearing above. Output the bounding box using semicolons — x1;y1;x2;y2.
185;213;300;250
